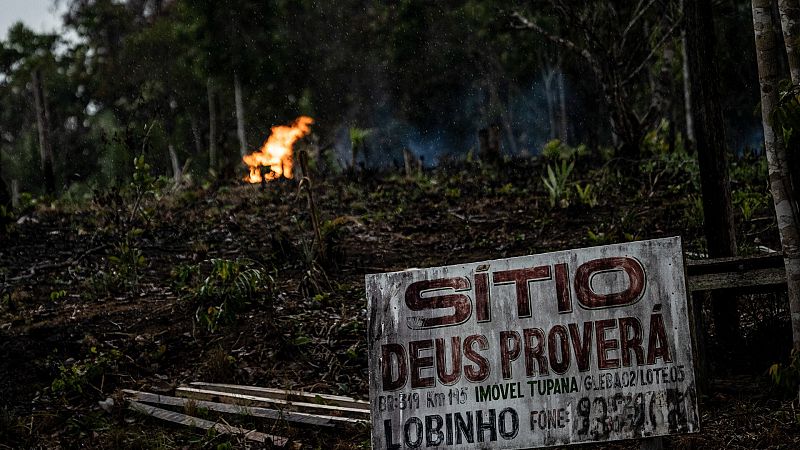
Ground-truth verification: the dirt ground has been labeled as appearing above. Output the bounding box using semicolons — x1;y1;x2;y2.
1;159;798;448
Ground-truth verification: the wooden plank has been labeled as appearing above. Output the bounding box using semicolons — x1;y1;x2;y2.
687;267;786;291
187;382;370;411
127;400;287;446
685;253;784;273
123;390;365;427
686;254;787;292
175;387;370;420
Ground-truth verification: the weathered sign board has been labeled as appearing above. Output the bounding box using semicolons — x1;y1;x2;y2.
366;237;699;449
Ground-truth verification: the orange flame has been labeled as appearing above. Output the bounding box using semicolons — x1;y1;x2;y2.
243;116;314;183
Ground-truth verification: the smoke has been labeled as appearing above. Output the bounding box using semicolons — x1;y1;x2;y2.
730;125;764;157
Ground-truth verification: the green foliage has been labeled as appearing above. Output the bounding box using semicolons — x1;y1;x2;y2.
190;258;273;333
638;148;699;196
682;194;705;232
349;127;373;167
49;290;67;302
733;190;769;222
542;160;574;208
108;230;147;287
497;183;516;196
171;263;199;287
769;350;800;402
773;83;800;145
349;127;373;149
0;205;14;235
586;228;610;245
574;182;598;207
641;119;682;155
730;151;768;186
51;346;122;397
541;139;587;161
444;187;461;199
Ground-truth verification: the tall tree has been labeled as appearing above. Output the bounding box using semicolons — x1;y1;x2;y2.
0;164;9;208
234;73;248;156
512;1;681;158
779;0;800;84
31;68;56;195
685;0;741;354
752;0;800;351
778;0;800;231
681;28;696;152
207;78;218;172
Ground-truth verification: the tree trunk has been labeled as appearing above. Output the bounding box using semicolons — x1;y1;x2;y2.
753;0;800;351
31;68;56;195
0;175;9;208
779;0;800;84
605;84;643;160
207;78;218;172
0;150;9;207
403;148;421;178
541;66;558;140
557;66;569;142
168;144;181;184
234;73;248;157
11;179;18;208
478;125;501;164
190;113;204;156
686;0;742;354
777;0;800;234
682;30;696;152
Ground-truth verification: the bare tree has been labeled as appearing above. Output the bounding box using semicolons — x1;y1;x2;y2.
752;0;800;350
234;73;248;157
681;28;695;152
31;68;55;195
207;78;218;172
512;1;680;158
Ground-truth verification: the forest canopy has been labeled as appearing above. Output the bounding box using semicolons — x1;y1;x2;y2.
0;0;762;198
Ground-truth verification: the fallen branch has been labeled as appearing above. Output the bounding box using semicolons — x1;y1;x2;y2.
4;243;108;282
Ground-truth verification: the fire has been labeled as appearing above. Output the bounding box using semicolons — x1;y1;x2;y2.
243;116;314;183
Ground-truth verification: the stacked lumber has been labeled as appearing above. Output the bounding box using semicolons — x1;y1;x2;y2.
122;383;370;446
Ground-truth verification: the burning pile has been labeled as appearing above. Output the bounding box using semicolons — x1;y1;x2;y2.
242;116;314;183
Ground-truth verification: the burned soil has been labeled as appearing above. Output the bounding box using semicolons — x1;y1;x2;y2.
1;157;798;449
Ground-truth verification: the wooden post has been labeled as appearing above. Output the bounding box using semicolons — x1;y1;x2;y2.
689;291;710;394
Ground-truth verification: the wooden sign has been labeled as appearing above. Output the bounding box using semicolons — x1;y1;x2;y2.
366;237;699;449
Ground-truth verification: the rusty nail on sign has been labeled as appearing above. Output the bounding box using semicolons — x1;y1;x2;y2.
365;237;699;449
